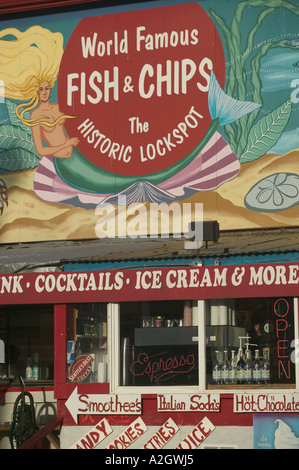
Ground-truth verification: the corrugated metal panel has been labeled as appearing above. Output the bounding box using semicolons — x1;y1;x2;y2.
202;251;299;266
0;237;194;273
64;250;299;271
0;227;299;273
65;257;202;271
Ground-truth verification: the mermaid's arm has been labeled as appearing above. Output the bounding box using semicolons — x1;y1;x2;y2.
32;125;79;158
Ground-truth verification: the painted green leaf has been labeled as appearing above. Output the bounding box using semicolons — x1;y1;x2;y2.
6;100;31;130
0;148;40;171
0;124;35;152
240;99;292;163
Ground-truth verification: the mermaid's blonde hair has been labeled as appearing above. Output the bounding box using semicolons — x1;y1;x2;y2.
0;25;75;127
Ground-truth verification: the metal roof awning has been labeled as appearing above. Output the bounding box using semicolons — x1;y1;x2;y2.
0;237;196;273
0;226;298;273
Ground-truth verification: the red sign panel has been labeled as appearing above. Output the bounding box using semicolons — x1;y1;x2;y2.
0;262;298;304
58;3;225;176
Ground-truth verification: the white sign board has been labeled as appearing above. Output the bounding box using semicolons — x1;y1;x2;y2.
65;386;142;422
157;393;220;412
106;417;148;449
70;418;112;449
234;393;299;413
176;416;215;449
143;418;179;449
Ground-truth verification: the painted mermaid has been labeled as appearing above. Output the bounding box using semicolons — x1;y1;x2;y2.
0;26;79;159
30;81;79;159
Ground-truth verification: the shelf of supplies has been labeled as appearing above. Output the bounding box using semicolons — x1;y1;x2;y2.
75;334;106;339
207;383;296;389
74;334;107;349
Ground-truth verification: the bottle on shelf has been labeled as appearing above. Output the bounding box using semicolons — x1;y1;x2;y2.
252;349;262;384
212;350;222;385
89;316;97;336
32;352;39;380
221;350;229;385
244;349;252;384
26;357;32;380
236;340;245;384
228;350;237;384
261;349;270;384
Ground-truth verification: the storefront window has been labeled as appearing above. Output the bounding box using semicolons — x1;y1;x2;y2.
119;300;199;387
63;296;297;390
206;297;295;388
0;304;54;384
66;303;108;384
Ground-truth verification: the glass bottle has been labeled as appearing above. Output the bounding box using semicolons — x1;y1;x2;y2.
262;349;270;384
26;357;32;380
236;347;245;384
228;350;237;384
221;350;229;385
32;352;39;380
90;316;97;336
212;350;221;384
244;349;252;384
155;316;163;327
252;349;262;384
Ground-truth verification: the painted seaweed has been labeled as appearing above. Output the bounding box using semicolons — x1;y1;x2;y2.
209;0;299;160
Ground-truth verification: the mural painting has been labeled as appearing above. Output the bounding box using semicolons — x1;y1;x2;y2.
254;414;299;449
0;0;299;242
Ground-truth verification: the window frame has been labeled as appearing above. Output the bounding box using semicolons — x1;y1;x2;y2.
0;303;55;387
109;300;204;395
109;297;299;395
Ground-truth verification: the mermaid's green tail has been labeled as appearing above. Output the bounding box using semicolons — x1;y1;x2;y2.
54;119;219;194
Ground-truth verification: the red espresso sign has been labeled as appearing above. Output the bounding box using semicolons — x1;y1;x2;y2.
130;351;196;384
58;3;225;176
